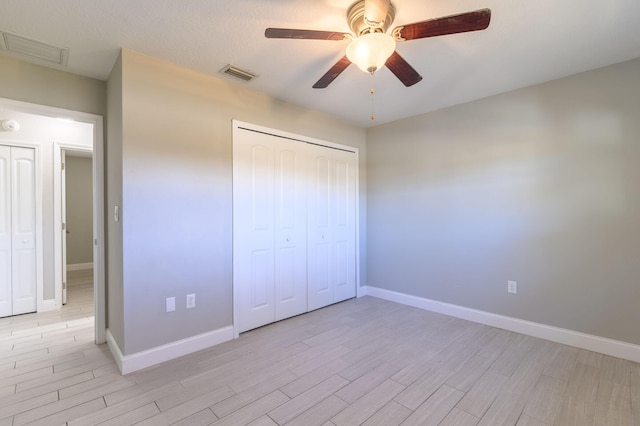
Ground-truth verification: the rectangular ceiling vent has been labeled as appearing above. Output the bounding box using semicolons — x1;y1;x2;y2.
0;29;69;66
220;64;256;82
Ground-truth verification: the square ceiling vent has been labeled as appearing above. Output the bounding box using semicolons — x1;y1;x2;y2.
0;29;69;66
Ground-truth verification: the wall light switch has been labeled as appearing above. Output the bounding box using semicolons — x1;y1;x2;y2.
186;294;196;309
166;297;175;312
508;280;517;294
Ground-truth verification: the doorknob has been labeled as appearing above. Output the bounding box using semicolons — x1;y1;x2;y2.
23;239;28;243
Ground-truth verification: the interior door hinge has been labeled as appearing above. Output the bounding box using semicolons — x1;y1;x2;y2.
61;162;65;170
62;222;66;231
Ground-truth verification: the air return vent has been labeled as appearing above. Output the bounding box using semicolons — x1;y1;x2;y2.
0;29;69;66
220;64;256;82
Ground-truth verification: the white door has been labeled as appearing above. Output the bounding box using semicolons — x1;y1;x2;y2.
273;138;307;322
307;149;333;311
0;146;37;317
235;132;275;332
332;149;357;303
308;146;356;311
234;129;308;332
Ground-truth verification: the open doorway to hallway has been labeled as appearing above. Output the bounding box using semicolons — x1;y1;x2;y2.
62;151;94;307
0;97;105;344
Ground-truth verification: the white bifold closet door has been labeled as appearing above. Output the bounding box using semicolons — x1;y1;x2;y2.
307;145;357;311
234;130;309;333
0;145;37;318
234;127;357;333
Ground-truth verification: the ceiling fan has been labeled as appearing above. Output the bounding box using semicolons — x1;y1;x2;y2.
265;0;491;89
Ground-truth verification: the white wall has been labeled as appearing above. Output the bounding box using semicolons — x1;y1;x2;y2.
366;57;640;346
107;49;367;356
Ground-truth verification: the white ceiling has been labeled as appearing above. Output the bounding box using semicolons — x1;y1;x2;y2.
1;0;639;128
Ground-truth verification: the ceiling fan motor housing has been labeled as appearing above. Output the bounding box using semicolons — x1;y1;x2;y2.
347;0;396;35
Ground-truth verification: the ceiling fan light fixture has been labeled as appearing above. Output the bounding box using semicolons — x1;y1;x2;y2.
346;32;396;74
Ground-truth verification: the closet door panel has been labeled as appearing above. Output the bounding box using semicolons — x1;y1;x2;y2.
235;137;276;332
307;151;334;311
308;240;332;311
250;249;274;309
274;142;307;321
11;147;36;315
334;240;349;296
0;146;11;317
332;151;356;303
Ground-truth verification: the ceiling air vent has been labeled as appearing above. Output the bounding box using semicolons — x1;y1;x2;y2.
220;64;256;82
0;29;69;66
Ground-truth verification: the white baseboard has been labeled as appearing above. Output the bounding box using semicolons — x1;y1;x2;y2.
106;330;124;373
67;262;93;271
106;326;234;375
363;285;640;364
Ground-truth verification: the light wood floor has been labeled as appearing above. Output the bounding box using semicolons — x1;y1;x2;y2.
1;276;639;425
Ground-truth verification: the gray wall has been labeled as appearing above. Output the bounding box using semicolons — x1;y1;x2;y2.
108;49;366;355
65;155;93;265
0;55;106;116
106;52;124;349
366;58;640;346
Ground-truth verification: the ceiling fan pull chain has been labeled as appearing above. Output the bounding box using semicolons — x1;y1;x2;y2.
370;75;376;121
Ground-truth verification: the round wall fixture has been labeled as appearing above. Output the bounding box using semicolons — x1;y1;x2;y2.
1;119;20;132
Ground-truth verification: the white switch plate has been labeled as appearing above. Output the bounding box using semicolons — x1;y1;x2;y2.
166;297;175;312
186;294;195;309
508;280;517;294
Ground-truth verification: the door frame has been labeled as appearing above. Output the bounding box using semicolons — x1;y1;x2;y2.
1;97;106;345
231;120;360;339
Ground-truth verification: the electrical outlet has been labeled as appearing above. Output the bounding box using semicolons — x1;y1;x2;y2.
166;297;175;312
186;294;196;309
508;280;517;294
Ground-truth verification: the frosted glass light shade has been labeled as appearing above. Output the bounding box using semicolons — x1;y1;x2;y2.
346;33;396;74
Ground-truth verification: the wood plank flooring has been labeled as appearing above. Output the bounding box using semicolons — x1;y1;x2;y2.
1;273;639;425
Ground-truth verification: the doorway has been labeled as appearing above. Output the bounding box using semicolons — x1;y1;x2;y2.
1;97;105;344
61;149;94;306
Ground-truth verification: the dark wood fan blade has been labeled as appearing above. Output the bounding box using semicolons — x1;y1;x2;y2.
385;51;423;87
313;56;351;89
265;28;349;41
394;8;491;41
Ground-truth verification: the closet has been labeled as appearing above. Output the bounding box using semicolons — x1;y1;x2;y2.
233;123;357;333
0;145;37;318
